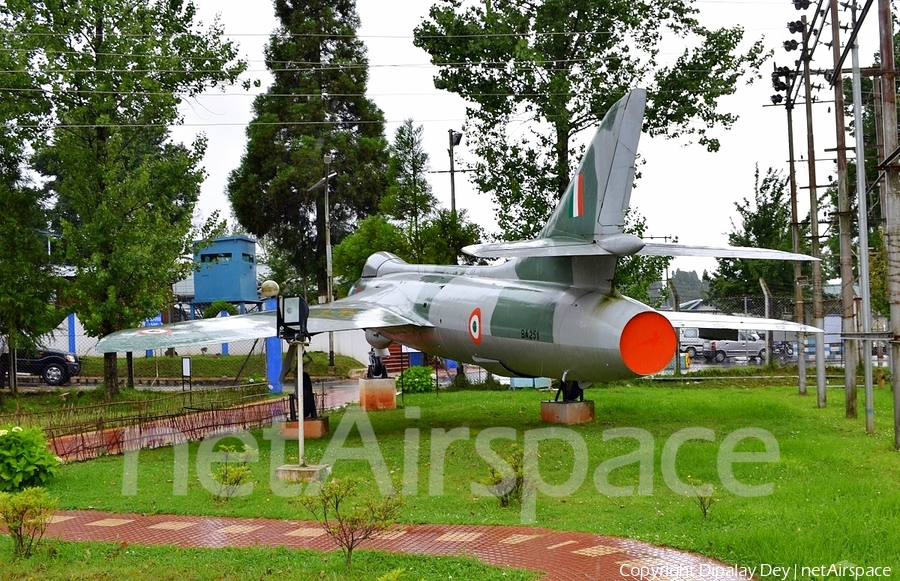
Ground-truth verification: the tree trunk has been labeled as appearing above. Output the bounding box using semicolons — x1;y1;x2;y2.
104;351;119;397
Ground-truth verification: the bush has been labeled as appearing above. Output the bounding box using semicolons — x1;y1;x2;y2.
211;444;257;501
396;366;434;394
299;477;402;570
481;443;528;508
0;426;60;492
0;487;57;557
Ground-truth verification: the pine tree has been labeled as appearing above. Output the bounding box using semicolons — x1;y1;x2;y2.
227;0;389;298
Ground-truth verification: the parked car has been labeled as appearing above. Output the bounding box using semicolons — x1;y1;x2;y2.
678;327;705;358
702;331;767;363
0;348;81;386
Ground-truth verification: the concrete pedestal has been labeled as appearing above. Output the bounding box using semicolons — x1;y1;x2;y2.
279;417;329;439
359;378;397;411
540;400;595;425
276;463;331;483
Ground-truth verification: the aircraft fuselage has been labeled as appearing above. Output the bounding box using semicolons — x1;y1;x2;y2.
353;256;677;381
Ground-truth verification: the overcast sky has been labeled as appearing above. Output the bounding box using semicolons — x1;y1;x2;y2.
174;0;883;277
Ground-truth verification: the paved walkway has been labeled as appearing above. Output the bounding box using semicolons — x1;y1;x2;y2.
44;510;753;581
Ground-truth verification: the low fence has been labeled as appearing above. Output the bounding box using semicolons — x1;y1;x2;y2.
48;396;293;462
0;385;297;462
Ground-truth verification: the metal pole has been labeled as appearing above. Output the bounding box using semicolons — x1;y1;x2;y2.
448;129;459;217
296;340;305;466
787;96;808;394
324;153;334;370
830;0;858;417
851;1;875;433
877;0;900;448
801;15;828;407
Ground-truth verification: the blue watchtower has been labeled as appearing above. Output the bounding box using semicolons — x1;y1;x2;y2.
191;236;258;316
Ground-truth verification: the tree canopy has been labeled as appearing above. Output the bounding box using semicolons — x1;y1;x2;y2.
414;0;767;238
2;0;245;394
380;119;439;263
0;18;59;394
227;0;390;298
706;166;804;299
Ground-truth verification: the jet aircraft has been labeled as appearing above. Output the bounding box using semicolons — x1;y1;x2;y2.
97;88;821;399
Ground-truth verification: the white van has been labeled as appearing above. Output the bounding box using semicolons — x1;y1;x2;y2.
679;327;704;357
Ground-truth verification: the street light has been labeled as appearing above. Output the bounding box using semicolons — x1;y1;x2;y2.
306;153;337;370
448;129;462;216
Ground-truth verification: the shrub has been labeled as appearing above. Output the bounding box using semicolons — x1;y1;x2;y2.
481;443;528;508
299;477;402;570
0;426;60;492
397;366;434;394
211;444;257;501
688;478;717;518
0;487;58;557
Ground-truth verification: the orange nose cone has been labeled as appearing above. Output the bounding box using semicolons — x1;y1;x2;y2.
619;311;677;375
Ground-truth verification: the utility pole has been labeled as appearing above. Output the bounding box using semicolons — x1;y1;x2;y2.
801;15;828;407
849;0;875;434
829;0;858;417
787;96;808;395
877;0;900;448
448;129;462;217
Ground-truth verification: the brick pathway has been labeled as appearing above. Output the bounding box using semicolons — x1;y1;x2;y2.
43;510;753;581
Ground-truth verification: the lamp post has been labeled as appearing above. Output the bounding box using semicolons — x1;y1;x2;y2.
448;129;462;216
323;152;335;370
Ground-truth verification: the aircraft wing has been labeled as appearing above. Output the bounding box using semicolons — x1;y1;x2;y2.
662;311;823;334
95;294;433;353
639;242;817;262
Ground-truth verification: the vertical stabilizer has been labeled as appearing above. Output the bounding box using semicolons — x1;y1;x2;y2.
539;88;646;241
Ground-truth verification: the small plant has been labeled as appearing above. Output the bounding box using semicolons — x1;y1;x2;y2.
482;443;528;508
0;426;60;492
0;487;58;558
211;444;257;501
376;568;406;581
299;477;402;571
688;478;717;518
397;366;434;394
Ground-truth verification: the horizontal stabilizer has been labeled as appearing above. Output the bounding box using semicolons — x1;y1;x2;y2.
96;299;432;353
639;242;817;262
464;238;817;262
663;311;822;334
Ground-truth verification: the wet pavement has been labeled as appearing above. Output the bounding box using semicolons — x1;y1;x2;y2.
42;510;754;581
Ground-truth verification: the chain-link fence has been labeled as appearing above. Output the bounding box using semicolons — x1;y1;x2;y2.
681;294;889;367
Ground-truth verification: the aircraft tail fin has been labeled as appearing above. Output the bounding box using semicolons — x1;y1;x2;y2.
463;89;647;260
538;88;646;241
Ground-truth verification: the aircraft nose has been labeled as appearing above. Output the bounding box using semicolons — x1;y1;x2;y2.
619;311;677;375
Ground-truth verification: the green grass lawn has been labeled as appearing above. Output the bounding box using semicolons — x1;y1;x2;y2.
41;382;900;578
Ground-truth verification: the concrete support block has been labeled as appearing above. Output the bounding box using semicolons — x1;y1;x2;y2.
359;378;397;411
540;400;595;425
275;463;331;483
279;417;330;439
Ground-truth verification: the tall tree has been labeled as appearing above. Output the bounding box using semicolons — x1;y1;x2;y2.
414;0;767;239
707;166;804;299
4;0;245;395
419;209;483;266
228;0;389;298
332;215;409;287
380;119;438;263
0;14;57;396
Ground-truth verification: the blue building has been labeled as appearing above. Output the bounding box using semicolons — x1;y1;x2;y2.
191;236;259;316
